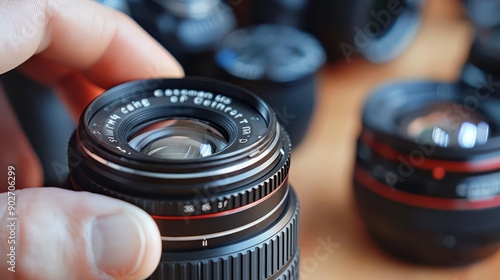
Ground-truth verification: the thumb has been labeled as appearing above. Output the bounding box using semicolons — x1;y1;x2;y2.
0;188;161;280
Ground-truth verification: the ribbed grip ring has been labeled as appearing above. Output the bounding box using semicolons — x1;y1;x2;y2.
149;189;300;280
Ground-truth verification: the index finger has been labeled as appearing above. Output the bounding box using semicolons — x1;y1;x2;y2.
0;0;184;89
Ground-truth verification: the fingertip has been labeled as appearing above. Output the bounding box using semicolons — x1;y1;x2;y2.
5;188;162;279
41;1;185;89
90;196;162;279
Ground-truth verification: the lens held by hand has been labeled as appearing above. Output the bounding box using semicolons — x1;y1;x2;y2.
354;81;500;266
68;77;299;279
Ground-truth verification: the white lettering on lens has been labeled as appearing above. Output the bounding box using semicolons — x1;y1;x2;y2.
242;126;251;135
159;88;213;99
215;94;231;104
456;181;500;199
120;98;151;114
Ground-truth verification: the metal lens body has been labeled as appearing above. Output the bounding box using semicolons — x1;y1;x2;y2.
354;81;500;266
68;78;299;279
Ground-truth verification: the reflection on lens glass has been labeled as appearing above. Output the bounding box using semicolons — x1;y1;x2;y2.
398;102;491;148
128;119;228;159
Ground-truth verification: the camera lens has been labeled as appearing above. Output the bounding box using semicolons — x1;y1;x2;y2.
68;77;299;279
464;0;500;28
308;0;423;62
128;0;236;76
215;24;325;147
354;81;500;266
242;0;309;28
96;0;130;15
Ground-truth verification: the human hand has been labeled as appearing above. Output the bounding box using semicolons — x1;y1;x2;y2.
0;0;184;279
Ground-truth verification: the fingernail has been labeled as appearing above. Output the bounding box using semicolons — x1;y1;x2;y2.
91;214;145;276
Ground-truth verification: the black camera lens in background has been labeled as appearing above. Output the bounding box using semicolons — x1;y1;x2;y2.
460;28;500;90
354;81;500;266
464;0;500;28
307;0;423;63
127;0;236;76
96;0;131;15
215;24;325;146
68;78;299;279
229;0;309;28
1;72;74;187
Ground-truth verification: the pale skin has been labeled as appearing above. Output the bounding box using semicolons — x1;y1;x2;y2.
0;0;184;279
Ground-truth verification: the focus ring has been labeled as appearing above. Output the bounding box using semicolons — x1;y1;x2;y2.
149;191;299;280
151;252;299;280
72;132;291;216
138;155;290;216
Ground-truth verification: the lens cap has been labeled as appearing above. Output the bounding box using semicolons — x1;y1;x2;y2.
215;24;325;146
216;24;325;83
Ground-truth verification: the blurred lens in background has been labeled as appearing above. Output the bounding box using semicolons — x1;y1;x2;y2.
96;0;131;15
459;1;500;96
1;73;74;188
215;24;325;146
229;0;309;28
128;0;236;76
354;81;500;266
307;0;423;63
464;0;500;28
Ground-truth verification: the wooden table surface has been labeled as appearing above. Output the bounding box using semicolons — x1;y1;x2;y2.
290;1;500;279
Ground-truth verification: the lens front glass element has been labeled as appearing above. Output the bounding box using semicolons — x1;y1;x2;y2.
398;102;491;148
128;119;228;159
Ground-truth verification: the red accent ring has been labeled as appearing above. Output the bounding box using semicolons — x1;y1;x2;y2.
355;167;500;210
151;175;289;221
361;132;500;173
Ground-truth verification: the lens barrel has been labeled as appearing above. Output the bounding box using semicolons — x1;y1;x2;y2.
354;81;500;266
68;77;299;279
